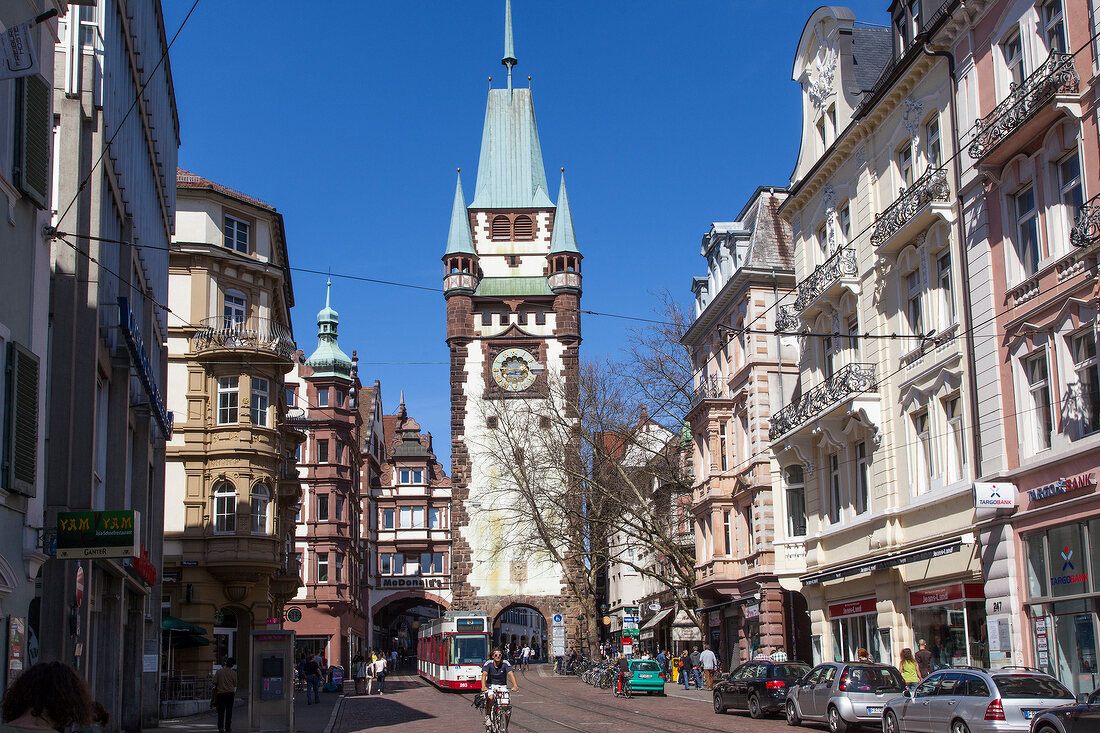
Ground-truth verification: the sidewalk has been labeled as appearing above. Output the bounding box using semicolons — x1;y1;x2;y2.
147;688;343;732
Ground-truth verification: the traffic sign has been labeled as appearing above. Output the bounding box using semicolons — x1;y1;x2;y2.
75;565;84;607
623;616;639;623
552;613;563;624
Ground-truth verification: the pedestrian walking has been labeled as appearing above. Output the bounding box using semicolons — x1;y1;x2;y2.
373;652;388;694
915;639;933;679
656;648;668;678
699;645;718;689
0;661;96;731
899;648;919;692
352;654;367;695
212;657;238;733
389;649;398;674
689;646;703;690
301;655;322;705
678;649;692;689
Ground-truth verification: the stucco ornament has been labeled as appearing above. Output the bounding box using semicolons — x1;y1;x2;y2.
903;96;924;147
808;46;838;110
823;184;838;253
872;257;890;305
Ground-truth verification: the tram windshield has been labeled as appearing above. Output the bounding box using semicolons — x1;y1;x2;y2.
453;633;489;665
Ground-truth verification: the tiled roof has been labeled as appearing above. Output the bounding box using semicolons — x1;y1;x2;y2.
176;168;276;212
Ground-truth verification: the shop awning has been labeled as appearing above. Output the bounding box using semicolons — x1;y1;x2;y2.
799;535;972;586
696;595;756;615
639;608;673;631
161;616;208;635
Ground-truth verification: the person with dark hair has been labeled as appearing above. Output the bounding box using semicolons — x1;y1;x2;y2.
212;657;238;733
0;661;95;731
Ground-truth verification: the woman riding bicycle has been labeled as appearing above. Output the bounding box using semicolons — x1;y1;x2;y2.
614;652;631;696
481;647;518;730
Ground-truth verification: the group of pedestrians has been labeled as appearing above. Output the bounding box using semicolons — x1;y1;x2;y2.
898;639;935;691
349;651;391;696
671;645;718;690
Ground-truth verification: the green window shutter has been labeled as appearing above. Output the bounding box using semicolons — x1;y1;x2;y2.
14;73;50;209
3;341;39;496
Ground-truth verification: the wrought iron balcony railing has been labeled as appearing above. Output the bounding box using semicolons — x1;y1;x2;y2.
776;305;801;333
790;247;858;313
768;363;877;440
870;167;950;247
689;375;721;408
191;317;296;360
1071;194;1100;248
968;51;1079;160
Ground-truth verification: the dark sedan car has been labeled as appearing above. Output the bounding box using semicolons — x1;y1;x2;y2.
1030;687;1100;733
713;660;811;718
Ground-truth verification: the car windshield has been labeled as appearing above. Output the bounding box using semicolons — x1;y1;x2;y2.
452;634;489;666
992;675;1074;699
845;666;904;692
776;664;811;678
632;661;661;671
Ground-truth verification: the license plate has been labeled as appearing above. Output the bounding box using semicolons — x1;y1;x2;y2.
640;674;653;679
867;706;883;715
1023;710;1040;719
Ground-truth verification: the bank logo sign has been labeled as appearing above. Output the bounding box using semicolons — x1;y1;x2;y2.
974;482;1016;508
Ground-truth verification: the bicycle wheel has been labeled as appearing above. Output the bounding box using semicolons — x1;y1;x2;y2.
624;680;632;699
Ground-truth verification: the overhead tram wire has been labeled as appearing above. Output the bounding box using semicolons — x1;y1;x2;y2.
52;0;202;231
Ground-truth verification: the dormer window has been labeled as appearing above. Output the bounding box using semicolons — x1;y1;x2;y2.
893;0;921;56
224;215;250;253
399;468;424;484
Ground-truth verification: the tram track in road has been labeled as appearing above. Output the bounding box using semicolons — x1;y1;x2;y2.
515;669;733;733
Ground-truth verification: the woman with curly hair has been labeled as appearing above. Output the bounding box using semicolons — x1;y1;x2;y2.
1;661;95;731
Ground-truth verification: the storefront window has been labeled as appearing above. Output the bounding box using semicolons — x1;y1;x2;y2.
909;585;989;669
746;619;761;659
1090;519;1100;594
1052;599;1099;695
1028;534;1048;597
1049;523;1088;598
831;615;878;662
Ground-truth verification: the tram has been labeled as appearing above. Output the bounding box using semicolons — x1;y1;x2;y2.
417;610;491;690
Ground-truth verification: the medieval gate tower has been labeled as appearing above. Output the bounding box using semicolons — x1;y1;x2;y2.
443;1;585;652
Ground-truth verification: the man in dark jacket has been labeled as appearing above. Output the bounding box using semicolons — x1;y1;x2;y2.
689;646;702;690
915;639;933;679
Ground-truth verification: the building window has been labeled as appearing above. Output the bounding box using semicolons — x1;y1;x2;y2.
250;484;270;534
285;386;296;407
335;389;346;408
491;215;510;240
839;202;851;245
894;9;908;56
1003;32;1025;89
915;409;934;490
824;333;841;381
317;494;329;521
1042;0;1066;53
382;508;394;529
380;553;391;574
1015;186;1041;278
335;442;345;464
217;376;239;425
317;552;329;583
429;507;443;529
897;144;914;188
251;377;269;427
937;253;955;327
224;215;250;253
1070;331;1100;437
926;117;941;168
223;290;247;328
785;466;807;536
720;421;729;472
817;222;829;262
391;553;405;575
847;315;861;360
1057;152;1084;249
399;468;424;484
317;388;329;407
214;482;236;533
908;0;921;38
1025;350;1054;451
722;510;733;556
399;507;425;529
744;504;755;553
906;271;923;336
827;454;842;524
317;439;329;463
335;495;344;522
816;117;827;150
827;104;837;142
944;394;966;482
856;442;870;514
335;553;343;583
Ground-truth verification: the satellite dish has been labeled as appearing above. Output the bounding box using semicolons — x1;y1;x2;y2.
648;602;661;612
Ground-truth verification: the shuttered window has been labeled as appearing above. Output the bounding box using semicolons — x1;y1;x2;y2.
4;342;39;496
491;215;511;240
513;215;534;239
15;74;50;209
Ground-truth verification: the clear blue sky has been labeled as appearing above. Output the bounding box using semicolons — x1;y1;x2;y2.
164;0;890;469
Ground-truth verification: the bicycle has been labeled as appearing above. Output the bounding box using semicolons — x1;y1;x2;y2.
613;672;632;699
473;684;512;732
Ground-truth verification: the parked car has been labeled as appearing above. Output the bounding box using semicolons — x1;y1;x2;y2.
626;659;666;695
713;660;811;717
1029;687;1100;733
785;661;905;732
882;667;1075;733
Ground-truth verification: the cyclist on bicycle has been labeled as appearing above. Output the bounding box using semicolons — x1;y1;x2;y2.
614;651;631;696
480;647;518;730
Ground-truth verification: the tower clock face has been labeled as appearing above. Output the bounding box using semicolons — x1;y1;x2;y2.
492;347;538;392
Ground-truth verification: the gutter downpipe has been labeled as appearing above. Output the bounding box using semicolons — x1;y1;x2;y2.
923;38;984;475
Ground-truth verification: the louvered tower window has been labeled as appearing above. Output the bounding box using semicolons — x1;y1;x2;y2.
491;215;511;240
513;215;534;240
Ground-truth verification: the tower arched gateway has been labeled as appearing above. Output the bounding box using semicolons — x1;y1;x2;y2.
444;0;585;655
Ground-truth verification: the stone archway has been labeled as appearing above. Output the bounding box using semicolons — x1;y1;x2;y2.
488;598;553;663
370;591;450;617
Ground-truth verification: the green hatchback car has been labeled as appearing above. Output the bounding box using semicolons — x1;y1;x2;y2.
628;659;667;695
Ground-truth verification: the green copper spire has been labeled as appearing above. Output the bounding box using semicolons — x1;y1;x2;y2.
307;280;352;379
502;0;517;89
444;170;475;255
549;170;579;253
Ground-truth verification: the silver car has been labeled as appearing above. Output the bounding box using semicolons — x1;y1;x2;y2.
883;667;1075;733
785;662;906;732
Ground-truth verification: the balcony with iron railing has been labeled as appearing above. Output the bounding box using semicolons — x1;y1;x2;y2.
871;166;952;253
788;246;859;320
768;363;878;441
1071;193;1100;248
968;51;1080;165
190;316;297;362
688;375;725;411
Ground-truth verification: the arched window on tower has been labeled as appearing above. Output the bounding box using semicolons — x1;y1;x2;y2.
491;215;511;240
214;481;237;534
513;215;534;240
251;483;271;534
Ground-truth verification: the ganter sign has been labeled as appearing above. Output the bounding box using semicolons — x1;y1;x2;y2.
56;510;140;558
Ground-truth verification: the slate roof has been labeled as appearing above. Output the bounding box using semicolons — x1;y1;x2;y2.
850;25;894;94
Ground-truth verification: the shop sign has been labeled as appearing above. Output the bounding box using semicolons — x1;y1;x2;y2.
57;510;139;559
117;297;172;439
827;597;877;619
672;625;702;641
1034;618;1049;668
908;583;985;609
744;603;760;619
974;482;1016;508
129;546;157;586
1026;472;1096;503
1049;543;1089;589
378;577;446;589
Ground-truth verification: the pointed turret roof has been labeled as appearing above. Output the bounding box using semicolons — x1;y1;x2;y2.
444;171;476;255
549;171;579;254
306;280;353;379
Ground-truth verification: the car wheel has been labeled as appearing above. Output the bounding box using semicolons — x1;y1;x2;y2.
827;706;848;733
749;694;764;719
883;711;900;733
950;720;970;733
713;692;727;714
785;700;801;727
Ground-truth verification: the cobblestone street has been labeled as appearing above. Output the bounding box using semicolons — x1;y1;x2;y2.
332;666;816;732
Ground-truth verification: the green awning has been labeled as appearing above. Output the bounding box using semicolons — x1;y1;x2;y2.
162;616;207;635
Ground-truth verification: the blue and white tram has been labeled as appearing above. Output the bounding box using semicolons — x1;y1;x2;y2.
417;611;490;691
